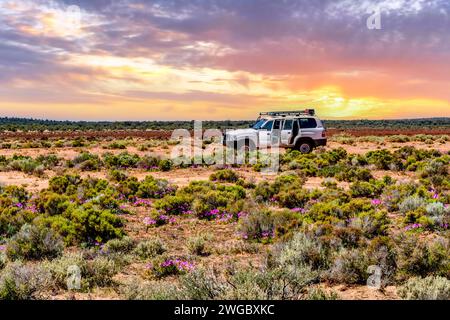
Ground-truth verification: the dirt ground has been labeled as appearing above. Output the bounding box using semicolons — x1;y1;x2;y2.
0;137;448;300
0;139;446;192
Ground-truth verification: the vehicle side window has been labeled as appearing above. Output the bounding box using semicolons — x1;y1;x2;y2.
261;120;273;130
273;120;281;130
299;118;317;128
283;120;293;130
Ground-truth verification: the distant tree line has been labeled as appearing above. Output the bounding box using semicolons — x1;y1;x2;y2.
0;117;448;132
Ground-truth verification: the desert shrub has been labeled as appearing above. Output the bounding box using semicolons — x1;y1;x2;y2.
179;268;226;300
108;169;128;183
133;239;166;260
381;182;424;212
332;226;362;248
0;207;37;237
365;149;401;170
68;207;124;244
399;196;426;213
38;206;124;245
6;224;64;261
137;155;160;170
276;186;310;209
136;176;176;199
272;232;330;270
191;186;246;219
187;234;210;256
72;138;85;147
153;195;192;215
321;178;338;188
306;199;372;223
396;236;449;279
103;152;140;169
106;142;126;150
210;169;240;183
398;276;450;300
149;255;194;278
237;210;275;242
37;192;71;216
366;237;397;286
48;174;82;194
158;159;173;172
0;251;6;270
425;202;448;227
327;248;370;284
425;202;446;216
224;265;318;300
122;280;181;300
85;256;119;287
43;252;118;290
116;177;140;198
351;210;390;238
334;166;373;182
254;174;305;202
7;158;43;176
305;287;340;300
350;181;378;198
103;237;136;255
72;152;102;171
0;262;51;300
419;158;448;178
387;135;411;143
213;240;260;255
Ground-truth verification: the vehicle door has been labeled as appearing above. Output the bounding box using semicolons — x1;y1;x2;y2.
271;119;282;146
258;120;273;148
280;119;293;146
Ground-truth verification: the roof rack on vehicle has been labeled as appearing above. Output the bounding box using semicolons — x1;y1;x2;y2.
259;109;315;117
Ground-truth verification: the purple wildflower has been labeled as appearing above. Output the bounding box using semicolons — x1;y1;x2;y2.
143;217;157;225
371;199;382;206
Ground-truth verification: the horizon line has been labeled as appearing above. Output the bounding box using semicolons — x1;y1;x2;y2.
1;116;449;123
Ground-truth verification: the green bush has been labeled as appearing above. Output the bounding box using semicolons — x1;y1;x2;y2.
72;152;102;171
396;236;449;279
327;248;369;284
43;252;119;290
0;262;51;300
133;239;166;260
6;224;64;261
153;195;191;215
237;210;275;242
272;232;330;270
149;255;194;278
158;159;173;172
69;206;124;244
136;176;176;199
103;237;136;255
0;207;37;237
210;169;240;183
398;276;450;300
122;280;181;300
179;269;225;300
103;152;140;169
187;234;210;256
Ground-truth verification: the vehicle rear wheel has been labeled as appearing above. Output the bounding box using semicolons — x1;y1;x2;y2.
296;141;313;154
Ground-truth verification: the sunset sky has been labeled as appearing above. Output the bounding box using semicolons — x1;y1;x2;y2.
0;0;449;120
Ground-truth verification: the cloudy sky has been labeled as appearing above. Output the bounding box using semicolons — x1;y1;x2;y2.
0;0;449;120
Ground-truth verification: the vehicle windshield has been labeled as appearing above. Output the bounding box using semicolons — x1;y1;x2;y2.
252;119;266;129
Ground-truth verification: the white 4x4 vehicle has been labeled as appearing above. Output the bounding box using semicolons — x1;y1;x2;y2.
223;110;327;153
